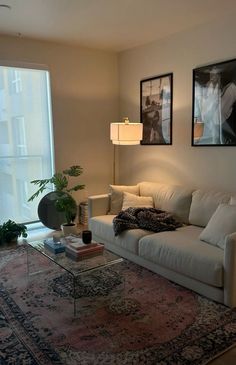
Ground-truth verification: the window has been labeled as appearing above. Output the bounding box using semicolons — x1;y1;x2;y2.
9;69;22;94
0;121;9;144
17;179;31;221
0;68;4;89
0;65;54;224
12;116;27;155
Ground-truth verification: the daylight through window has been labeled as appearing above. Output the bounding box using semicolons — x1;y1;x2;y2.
0;65;54;224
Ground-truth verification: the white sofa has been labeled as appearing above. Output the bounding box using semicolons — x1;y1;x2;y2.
88;182;236;307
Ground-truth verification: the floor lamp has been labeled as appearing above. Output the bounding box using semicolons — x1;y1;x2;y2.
110;117;143;184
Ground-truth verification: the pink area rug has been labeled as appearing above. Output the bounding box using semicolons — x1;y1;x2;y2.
0;246;236;364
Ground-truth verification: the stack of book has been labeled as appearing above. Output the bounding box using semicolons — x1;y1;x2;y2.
44;238;66;254
65;236;104;261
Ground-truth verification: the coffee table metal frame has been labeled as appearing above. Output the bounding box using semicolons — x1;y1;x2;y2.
26;241;123;316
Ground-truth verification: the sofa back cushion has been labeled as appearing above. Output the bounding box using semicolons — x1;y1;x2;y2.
138;181;193;223
189;189;230;227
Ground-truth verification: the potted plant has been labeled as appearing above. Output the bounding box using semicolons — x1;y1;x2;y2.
0;220;28;245
28;165;85;235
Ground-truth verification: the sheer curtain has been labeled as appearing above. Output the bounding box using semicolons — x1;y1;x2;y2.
0;65;54;224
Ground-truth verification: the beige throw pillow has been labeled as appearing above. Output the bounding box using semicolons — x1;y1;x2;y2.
199;203;236;250
109;184;139;214
122;192;153;210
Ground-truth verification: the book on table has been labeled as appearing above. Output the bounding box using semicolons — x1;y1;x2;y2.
44;238;66;254
65;247;104;261
63;235;104;260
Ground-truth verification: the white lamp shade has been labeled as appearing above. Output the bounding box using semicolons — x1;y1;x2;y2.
110;122;143;145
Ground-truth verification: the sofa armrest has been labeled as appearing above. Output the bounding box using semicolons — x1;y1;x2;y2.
224;232;236;307
88;194;110;218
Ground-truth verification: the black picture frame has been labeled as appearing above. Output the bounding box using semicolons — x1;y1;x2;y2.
140;73;173;145
192;58;236;146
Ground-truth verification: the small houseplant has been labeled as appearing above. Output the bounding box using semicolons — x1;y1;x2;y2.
0;220;27;244
28;165;85;234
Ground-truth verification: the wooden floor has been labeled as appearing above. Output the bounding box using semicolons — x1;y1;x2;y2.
208;346;236;364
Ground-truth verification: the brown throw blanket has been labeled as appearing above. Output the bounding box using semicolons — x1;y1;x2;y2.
113;207;182;236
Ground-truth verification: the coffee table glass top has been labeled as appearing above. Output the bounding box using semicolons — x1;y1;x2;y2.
27;240;123;277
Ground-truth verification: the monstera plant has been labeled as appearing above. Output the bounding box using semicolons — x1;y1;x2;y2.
28;165;85;234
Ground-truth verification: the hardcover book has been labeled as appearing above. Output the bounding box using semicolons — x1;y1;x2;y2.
69;241;98;251
65;242;104;260
64;235;99;251
65;250;103;261
44;238;66;254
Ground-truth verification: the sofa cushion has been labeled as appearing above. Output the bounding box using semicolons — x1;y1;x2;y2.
122;192;153;210
109;184;139;214
138;181;193;224
189;189;230;227
138;225;223;287
89;215;151;254
200;204;236;250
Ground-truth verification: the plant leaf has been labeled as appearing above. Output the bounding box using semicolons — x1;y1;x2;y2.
51;173;68;191
63;165;83;177
67;184;85;193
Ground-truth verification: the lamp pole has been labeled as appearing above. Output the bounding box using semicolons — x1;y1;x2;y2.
113;144;116;185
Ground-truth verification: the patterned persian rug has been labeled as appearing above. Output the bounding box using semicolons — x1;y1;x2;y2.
1;246;236;365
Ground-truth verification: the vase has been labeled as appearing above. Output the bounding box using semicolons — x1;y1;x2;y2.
61;223;78;236
82;230;92;244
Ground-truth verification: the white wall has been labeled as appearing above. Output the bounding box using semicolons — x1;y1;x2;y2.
0;35;119;201
118;14;236;193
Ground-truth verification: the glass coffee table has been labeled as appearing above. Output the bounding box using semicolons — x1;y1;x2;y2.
26;240;123;316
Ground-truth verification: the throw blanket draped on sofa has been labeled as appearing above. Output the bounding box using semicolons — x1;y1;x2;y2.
113;207;182;236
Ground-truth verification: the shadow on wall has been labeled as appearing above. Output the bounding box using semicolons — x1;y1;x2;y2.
119;151;236;194
53;95;117;197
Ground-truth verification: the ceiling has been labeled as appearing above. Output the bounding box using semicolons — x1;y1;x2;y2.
0;0;235;52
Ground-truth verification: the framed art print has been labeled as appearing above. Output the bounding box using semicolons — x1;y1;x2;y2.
192;58;236;146
140;73;173;145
